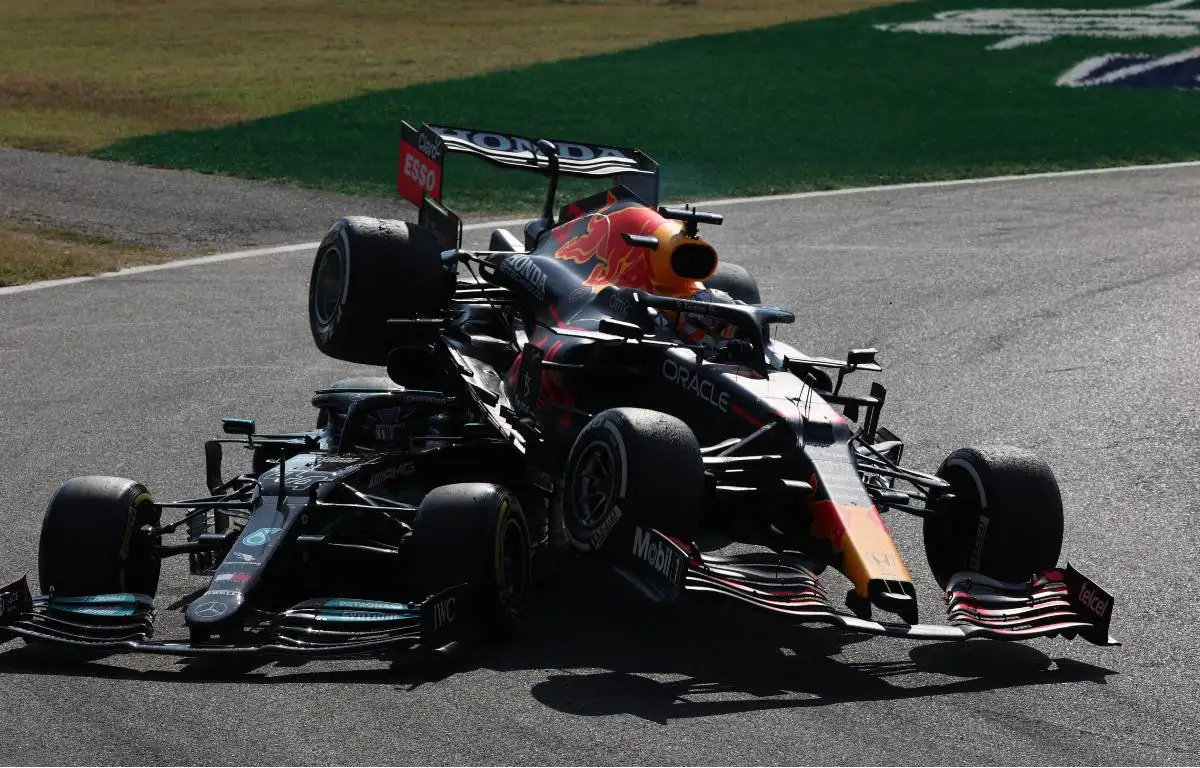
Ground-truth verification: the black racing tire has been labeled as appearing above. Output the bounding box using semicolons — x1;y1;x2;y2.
411;483;531;639
38;476;162;597
704;261;761;305
561;407;704;551
924;446;1064;588
309;217;449;365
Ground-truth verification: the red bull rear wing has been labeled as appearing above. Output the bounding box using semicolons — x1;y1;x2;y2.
397;121;660;214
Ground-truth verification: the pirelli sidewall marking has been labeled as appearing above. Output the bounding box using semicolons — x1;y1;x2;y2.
314;227;351;343
589;504;623;551
565;419;629;552
595;418;630;498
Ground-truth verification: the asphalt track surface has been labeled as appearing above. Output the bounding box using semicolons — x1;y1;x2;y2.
0;148;418;253
1;156;1198;764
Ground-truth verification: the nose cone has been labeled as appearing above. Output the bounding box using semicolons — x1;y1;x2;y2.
185;589;245;626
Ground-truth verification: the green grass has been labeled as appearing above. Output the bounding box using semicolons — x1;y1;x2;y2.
95;0;1200;214
0;220;172;286
0;0;889;154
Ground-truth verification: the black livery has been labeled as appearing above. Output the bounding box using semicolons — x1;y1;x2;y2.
309;124;1117;646
0;123;1117;660
1;378;534;657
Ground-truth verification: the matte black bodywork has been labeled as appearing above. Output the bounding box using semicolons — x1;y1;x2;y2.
383;200;1118;645
0;384;532;657
377;123;1118;646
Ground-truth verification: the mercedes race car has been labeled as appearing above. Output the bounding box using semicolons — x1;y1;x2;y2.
0;378;538;657
302;123;1119;646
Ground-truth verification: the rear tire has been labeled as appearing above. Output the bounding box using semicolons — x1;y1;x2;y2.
411;483;531;639
561;408;704;551
924;446;1063;587
309;217;450;365
38;476;162;597
704;261;761;305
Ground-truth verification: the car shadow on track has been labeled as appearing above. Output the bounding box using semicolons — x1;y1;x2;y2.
473;573;1118;722
0;570;1115;718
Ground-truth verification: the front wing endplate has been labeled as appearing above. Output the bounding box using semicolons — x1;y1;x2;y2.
616;530;1119;646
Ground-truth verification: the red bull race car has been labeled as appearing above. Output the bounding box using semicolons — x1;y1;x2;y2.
301;122;1118;647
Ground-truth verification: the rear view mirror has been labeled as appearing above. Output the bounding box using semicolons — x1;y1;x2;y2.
221;418;256;436
204;440;224;493
847;348;877;367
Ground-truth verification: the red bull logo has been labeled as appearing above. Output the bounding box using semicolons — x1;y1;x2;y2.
553;202;665;293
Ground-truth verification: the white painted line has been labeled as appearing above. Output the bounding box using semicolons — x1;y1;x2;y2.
1058;46;1200;87
0;219;526;297
1147;0;1198;10
0;241;320;296
4;158;1199;296
687;158;1200;207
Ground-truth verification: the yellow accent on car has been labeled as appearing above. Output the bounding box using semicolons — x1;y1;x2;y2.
819;501;913;598
647;220;718;295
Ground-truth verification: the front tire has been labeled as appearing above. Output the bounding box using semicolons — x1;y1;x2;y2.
560;408;704;551
411;483;531;638
924;446;1064;587
38;476;162;597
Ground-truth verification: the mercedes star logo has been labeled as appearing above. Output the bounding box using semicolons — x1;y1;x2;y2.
192;600;228;619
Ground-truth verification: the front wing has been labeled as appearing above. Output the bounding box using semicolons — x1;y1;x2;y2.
611;527;1119;646
0;578;471;658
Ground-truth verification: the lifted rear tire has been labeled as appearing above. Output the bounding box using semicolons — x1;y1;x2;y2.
309;217;450;365
924;446;1064;587
39;476;162;597
412;483;531;638
560;407;704;551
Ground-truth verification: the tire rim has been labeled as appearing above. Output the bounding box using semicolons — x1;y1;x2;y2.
312;247;344;327
497;517;528;608
572;442;618;528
